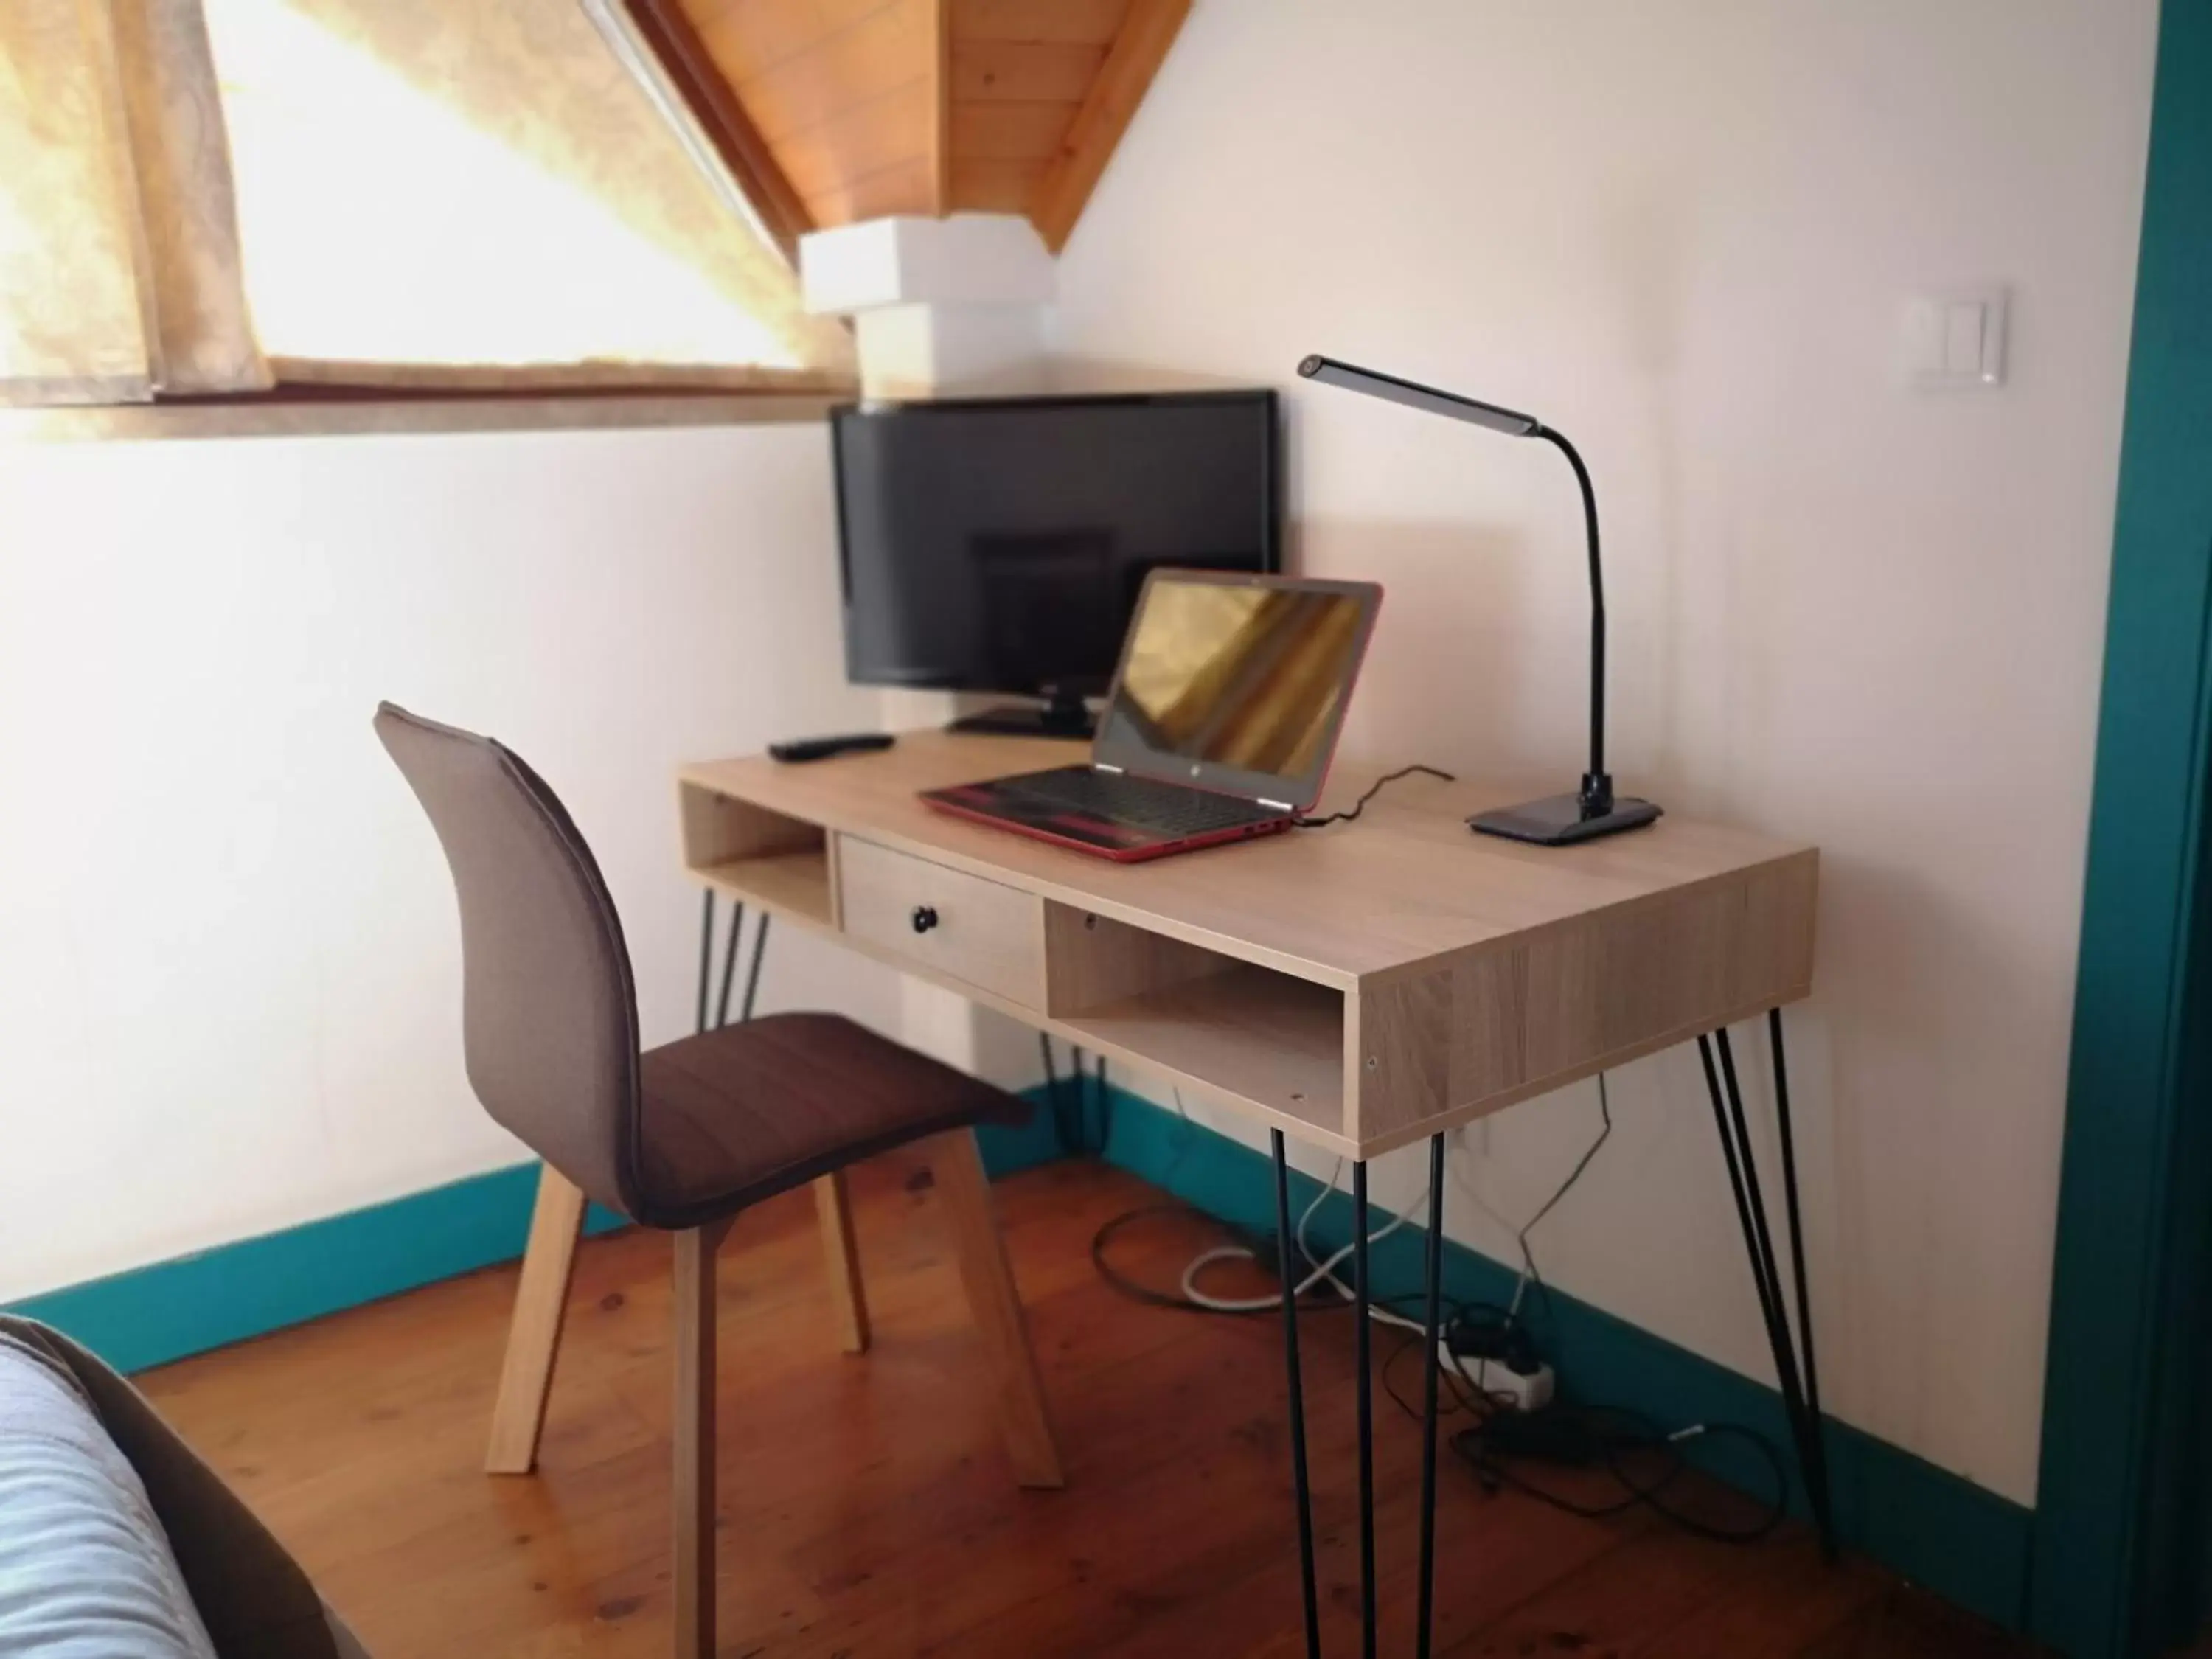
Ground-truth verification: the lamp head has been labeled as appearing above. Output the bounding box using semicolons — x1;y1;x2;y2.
1297;354;1541;438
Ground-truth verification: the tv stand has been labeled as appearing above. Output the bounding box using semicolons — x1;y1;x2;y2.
947;693;1095;741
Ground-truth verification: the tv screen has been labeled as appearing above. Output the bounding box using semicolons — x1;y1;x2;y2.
831;390;1280;700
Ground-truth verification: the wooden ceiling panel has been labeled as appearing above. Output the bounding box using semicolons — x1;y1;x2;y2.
949;38;1106;103
653;0;1185;238
947;159;1043;213
714;0;933;140
689;0;889;77
774;79;935;200
949;100;1074;161
944;1;1110;218
950;0;1129;46
804;156;936;226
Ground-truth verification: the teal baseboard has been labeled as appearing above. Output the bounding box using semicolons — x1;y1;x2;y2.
7;1170;633;1377
6;1091;1063;1379
975;1091;1072;1178
1096;1087;2035;1634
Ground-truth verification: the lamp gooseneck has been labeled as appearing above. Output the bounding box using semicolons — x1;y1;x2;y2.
1531;426;1611;818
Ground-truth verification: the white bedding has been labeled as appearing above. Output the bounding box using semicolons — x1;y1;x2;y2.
0;1336;218;1658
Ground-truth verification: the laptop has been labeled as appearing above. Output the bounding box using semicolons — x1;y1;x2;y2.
921;569;1383;861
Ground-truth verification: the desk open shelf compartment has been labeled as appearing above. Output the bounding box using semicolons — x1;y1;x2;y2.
1042;904;1346;1141
678;782;835;929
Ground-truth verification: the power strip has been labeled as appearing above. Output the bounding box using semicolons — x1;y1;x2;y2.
1439;1340;1555;1412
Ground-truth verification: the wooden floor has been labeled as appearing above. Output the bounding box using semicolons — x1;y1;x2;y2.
140;1154;2034;1658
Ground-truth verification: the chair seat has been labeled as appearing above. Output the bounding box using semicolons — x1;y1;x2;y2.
634;1013;1029;1228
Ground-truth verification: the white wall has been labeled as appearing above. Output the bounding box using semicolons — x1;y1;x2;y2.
0;0;2155;1509
1050;0;2157;1504
0;420;902;1301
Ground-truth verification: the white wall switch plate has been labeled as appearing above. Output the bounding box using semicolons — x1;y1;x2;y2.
1905;287;2008;389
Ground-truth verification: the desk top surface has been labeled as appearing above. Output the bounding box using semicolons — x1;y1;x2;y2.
680;731;1814;992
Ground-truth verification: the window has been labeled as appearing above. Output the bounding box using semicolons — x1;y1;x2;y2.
0;0;852;406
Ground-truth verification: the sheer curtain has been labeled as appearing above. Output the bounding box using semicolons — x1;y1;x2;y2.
0;0;851;406
0;0;161;403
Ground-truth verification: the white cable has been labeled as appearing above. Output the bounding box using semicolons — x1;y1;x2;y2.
1168;1078;1615;1397
1291;1159;1431;1326
1178;1155;1435;1334
1180;1155;1353;1309
1295;1162;1437;1335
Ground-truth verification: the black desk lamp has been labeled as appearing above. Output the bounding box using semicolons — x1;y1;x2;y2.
1298;354;1660;846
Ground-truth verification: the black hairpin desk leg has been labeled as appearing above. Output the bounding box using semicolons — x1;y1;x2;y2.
1353;1160;1377;1659
698;896;772;1034
714;900;745;1029
740;913;771;1022
1765;1010;1832;1530
695;890;716;1034
1699;1013;1834;1557
1270;1131;1322;1659
1414;1133;1447;1658
1269;1135;1451;1659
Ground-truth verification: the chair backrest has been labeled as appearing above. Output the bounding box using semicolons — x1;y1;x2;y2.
374;703;640;1220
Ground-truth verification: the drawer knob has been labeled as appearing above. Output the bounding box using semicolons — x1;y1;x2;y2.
911;904;939;935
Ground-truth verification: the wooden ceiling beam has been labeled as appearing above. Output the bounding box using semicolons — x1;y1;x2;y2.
1027;0;1189;252
619;0;815;262
928;0;953;214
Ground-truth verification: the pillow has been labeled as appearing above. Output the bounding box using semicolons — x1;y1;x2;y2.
0;1335;218;1658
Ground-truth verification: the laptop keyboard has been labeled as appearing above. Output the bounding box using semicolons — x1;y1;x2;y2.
996;767;1284;838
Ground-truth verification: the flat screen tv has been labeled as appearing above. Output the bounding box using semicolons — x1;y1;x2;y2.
830;389;1281;737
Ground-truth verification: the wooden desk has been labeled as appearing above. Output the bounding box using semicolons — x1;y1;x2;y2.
677;731;1818;1159
674;730;1829;1653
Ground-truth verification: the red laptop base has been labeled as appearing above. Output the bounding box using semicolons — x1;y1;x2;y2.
921;780;1292;863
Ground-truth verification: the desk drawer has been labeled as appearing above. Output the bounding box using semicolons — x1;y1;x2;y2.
837;835;1046;1008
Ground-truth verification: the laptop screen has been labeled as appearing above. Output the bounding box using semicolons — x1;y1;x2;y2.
1093;571;1382;808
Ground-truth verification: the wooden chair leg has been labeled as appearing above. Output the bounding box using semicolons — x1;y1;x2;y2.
485;1165;587;1475
925;1127;1065;1490
812;1171;870;1354
672;1217;735;1659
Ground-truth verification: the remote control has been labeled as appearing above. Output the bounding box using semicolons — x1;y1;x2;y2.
768;732;897;764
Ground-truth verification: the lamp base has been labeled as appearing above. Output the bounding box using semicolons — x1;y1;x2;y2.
1469;791;1663;846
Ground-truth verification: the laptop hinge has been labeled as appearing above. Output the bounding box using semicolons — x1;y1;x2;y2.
1259;797;1295;813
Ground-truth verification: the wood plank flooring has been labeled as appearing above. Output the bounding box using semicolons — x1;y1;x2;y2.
136;1154;2036;1658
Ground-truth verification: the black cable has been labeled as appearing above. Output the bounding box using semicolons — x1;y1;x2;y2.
1090;1205;1244;1315
1093;1142;1784;1545
1295;764;1457;828
1088;1069;1773;1547
1379;1291;1788;1545
1450;1401;1790;1545
1377;1299;1537;1426
1637;1424;1790;1541
1380;1323;1491;1422
1388;1083;1778;1547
